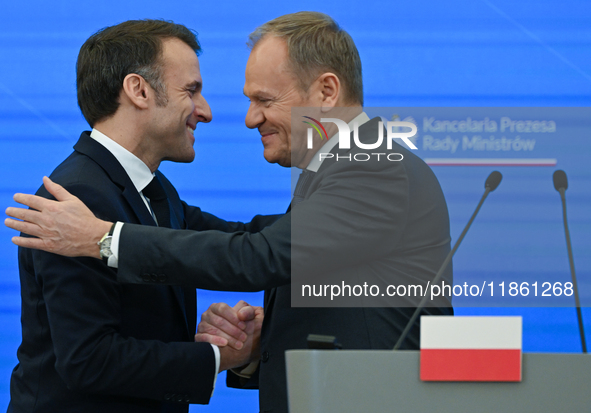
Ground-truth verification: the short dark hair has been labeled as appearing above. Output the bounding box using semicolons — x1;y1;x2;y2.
249;12;363;106
77;19;201;127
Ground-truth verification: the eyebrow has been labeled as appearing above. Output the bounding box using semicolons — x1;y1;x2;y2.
186;80;202;91
243;89;273;99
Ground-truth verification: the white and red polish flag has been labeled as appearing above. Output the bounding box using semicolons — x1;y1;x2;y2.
420;316;522;382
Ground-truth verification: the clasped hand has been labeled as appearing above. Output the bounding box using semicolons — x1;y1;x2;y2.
195;300;263;372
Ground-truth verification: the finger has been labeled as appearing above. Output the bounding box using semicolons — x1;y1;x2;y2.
237;306;256;322
254;306;265;319
227;339;243;351
194;333;228;347
233;300;250;310
233;300;257;322
5;207;44;224
11;236;51;251
200;314;247;342
196;323;245;350
208;303;246;330
12;194;50;212
5;218;45;238
197;321;248;350
43;176;75;202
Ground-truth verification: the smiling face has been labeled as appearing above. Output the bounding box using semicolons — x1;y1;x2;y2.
243;36;322;168
149;37;212;164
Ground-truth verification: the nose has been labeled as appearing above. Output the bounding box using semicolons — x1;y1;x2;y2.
195;94;212;123
245;101;263;130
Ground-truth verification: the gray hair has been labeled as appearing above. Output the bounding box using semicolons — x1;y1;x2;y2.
248;11;363;105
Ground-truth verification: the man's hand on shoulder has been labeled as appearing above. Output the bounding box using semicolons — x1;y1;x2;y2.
5;176;112;258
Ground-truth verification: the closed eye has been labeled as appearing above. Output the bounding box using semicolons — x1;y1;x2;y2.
244;91;273;105
256;97;274;106
185;80;202;97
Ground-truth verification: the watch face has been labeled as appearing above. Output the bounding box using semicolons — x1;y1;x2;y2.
100;237;113;258
100;247;113;258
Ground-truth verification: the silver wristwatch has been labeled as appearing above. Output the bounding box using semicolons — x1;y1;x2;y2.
97;223;116;264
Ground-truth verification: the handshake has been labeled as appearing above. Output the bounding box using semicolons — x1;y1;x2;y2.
195;300;264;373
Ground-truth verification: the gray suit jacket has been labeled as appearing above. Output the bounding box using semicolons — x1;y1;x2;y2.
116;117;453;413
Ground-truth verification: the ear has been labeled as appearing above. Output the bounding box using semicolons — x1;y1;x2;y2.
121;73;150;109
316;72;341;113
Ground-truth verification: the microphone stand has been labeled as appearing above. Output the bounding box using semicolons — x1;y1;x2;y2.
557;185;587;353
393;172;502;350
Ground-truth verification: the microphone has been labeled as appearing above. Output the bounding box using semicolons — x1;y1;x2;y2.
393;171;502;350
485;170;502;191
553;169;568;191
553;169;586;353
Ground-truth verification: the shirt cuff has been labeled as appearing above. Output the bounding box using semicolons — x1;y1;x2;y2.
107;222;124;268
230;361;259;379
211;343;220;397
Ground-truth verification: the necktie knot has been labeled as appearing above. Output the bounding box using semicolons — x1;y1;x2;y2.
143;176;167;201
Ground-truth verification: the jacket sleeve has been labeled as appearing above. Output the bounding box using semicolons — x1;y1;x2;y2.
117;212;291;291
225;365;260;390
182;200;282;233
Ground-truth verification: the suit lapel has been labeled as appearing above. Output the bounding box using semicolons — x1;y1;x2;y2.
74;132;156;226
270;121;382;311
270;171;321;311
268;119;384;316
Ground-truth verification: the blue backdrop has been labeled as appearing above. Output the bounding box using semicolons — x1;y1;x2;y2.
1;0;590;411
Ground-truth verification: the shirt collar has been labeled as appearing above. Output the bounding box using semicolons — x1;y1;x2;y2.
89;129;154;192
305;111;371;172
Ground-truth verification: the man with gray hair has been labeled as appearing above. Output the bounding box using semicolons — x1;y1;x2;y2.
6;12;453;413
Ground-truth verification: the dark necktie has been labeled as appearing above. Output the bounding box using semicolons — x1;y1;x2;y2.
143;176;171;228
143;176;190;333
290;169;316;210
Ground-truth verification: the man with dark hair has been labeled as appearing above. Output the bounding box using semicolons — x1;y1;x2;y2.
6;19;261;413
6;12;452;413
76;19;201;126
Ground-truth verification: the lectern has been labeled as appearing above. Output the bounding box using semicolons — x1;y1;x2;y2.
285;350;591;413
